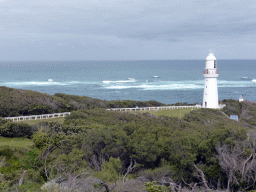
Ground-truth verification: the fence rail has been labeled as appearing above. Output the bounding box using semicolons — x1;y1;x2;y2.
106;105;203;112
4;112;71;122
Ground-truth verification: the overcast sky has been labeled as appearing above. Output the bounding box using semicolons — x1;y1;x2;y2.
0;0;256;60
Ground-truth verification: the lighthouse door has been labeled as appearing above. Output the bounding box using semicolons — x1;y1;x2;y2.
205;102;207;107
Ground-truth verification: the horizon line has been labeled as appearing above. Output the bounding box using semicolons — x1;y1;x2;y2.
0;59;255;62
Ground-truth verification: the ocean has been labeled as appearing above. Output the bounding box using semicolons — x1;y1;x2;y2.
0;60;256;105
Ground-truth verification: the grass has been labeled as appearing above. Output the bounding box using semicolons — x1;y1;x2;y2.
15;117;65;126
0;136;33;148
130;108;196;119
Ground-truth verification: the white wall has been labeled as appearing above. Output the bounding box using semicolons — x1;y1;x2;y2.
203;77;219;108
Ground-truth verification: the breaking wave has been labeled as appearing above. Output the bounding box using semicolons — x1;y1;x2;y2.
103;80;256;90
0;81;99;87
0;79;255;91
102;78;136;84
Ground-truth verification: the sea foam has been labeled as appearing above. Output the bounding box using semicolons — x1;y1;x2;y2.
102;78;136;84
0;79;254;91
103;80;256;90
0;81;98;87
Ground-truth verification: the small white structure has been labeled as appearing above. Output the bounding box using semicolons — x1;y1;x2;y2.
239;95;244;102
202;53;219;108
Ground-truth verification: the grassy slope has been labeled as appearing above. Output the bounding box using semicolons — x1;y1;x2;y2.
129;108;194;119
0;136;33;148
150;109;195;118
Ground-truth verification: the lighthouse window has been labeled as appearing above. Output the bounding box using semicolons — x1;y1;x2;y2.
214;60;217;68
206;86;207;88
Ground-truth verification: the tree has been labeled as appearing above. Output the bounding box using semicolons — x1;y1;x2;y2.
216;138;256;191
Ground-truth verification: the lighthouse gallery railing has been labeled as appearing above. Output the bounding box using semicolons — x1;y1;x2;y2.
203;70;219;74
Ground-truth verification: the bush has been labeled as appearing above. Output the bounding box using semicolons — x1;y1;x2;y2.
95;157;122;182
64;111;88;122
145;181;170;192
0;117;7;126
32;132;49;149
0;122;33;138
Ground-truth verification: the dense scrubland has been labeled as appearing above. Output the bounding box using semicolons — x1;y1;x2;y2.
1;86;256;191
0;86;165;117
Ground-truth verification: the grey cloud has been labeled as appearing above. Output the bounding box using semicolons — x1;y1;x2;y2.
0;0;256;60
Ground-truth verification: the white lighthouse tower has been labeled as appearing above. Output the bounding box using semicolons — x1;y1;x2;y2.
202;53;219;108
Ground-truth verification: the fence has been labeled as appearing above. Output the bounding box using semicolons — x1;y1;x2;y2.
106;105;202;112
4;112;71;122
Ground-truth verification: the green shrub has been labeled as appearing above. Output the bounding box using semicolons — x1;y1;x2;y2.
0;117;7;126
145;181;170;192
95;157;121;182
33;132;49;149
0;122;33;138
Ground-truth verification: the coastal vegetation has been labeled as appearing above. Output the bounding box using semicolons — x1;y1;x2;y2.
0;86;256;191
0;86;165;117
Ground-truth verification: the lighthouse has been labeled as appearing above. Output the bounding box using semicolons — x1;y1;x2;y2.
202;53;219;108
